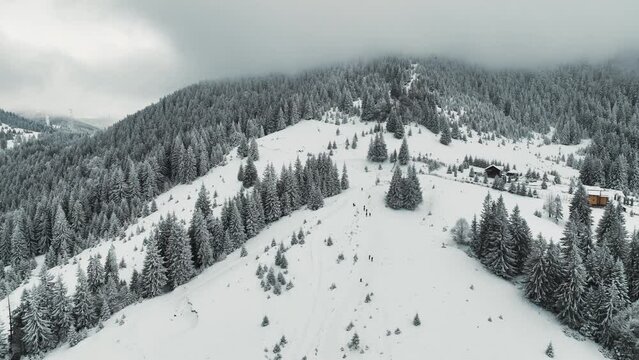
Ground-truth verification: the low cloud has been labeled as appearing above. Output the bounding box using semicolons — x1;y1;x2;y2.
1;0;639;121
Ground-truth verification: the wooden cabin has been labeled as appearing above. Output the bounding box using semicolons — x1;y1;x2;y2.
587;191;609;207
484;165;502;178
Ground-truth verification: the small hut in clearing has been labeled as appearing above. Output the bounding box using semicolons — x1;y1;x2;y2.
484;165;502;178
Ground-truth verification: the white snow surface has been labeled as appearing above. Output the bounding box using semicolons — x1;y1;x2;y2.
2;117;616;359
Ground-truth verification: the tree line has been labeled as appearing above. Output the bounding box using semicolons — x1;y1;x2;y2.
462;184;639;359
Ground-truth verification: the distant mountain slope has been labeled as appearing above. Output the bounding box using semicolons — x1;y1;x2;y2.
0;108;49;133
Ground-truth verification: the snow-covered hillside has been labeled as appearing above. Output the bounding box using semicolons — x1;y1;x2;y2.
0;122;40;149
4;116;620;359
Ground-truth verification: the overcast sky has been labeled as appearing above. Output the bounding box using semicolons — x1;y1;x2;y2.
1;0;639;123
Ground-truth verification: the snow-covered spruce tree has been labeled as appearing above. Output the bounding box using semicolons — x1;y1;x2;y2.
50;276;73;344
386;166;404;210
439;121;452;145
249;138;259;161
237;163;245;182
386;109;398;133
189;209;214;268
167;222;195;289
482;196;518;279
595;202;627;261
567;183;593;256
367;133;388;162
523;240;551;305
244;194;262;239
226;202;247;252
50;205;73;267
10;211;30;267
262;164;282;222
307;183;324;211
555;242;587;329
403;165;423;210
508;205;532;273
73;265;95;330
194;184;212;218
141;238;167;298
348;332;360;350
237;136;249;158
86;255;105;294
545;342;554;358
341;164;349;190
104;244;120;284
394;117;405;139
22;289;54;354
243;156;258;188
627;231;639;302
398;137;409;166
596;260;630;346
473;194;493;259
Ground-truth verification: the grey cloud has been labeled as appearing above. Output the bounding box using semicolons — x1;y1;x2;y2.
3;0;639;120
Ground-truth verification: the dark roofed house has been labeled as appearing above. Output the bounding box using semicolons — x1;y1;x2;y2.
484;165;502;178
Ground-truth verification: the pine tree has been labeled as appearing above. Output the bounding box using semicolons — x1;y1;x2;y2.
52;205;72;265
413;313;421;326
262;164;282;222
227;202;247;251
141;239;167;298
555;243;587;329
190;209;213;268
86;255;105;294
386;166;404;210
596;203;627;261
524;241;553;305
627;231;639;302
394;117;405;139
51;276;73;343
483;196;518;279
403;165;423;210
367;133;388;162
340;164;349;190
348;332;360;350
73;265;95;330
398;137;409;165
237;136;249;158
597;260;631;345
22;290;54;353
474;193;493;258
545;342;554;358
237;163;245;182
440;122;452;145
167;223;194;289
386;110;398;133
307;183;324;211
10;213;30;265
508;206;532;273
194;184;212;218
243;156;258;188
568;183;593;256
104;245;119;284
249;138;260;161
